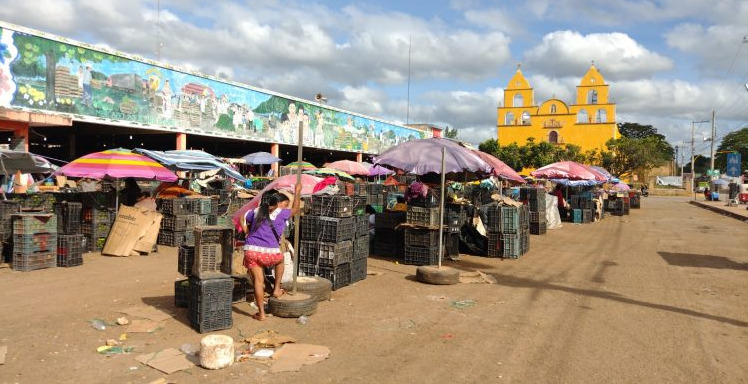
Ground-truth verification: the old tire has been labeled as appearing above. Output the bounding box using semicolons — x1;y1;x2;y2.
416;266;460;285
268;293;318;318
281;276;332;302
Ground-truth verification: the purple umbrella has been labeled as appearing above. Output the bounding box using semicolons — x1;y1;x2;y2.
361;161;394;176
242;151;282;165
373;138;492;175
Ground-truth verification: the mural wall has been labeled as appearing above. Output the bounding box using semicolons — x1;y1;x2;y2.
0;23;428;153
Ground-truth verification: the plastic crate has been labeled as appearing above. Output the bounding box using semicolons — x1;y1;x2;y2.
521;232;530;254
54;202;82;235
301;216;356;242
445;233;459;258
13;233;57;254
406;206;440;227
17;193;57;212
353;183;367;196
178;244;195;276
529;211;546;223
188;277;233;333
366;194;386;206
530;222;547;235
372;228;404;258
86;235;107;252
12;214;57;235
529;199;546;212
356;215;369;238
502;233;523;259
175;279;189;308
190;198;213;214
582;209;592;223
299;263;351;291
444;204;467;233
519;187;543;200
404;228;440;248
160;214;199;232
1;201;21;241
308;195;353;217
82;206;114;224
374;211;406;229
299;240;353;267
194;226;233;277
157;198;192;215
12;250;56;271
81;221;112;240
157;230;191;247
57;234;84;267
232;276;249;303
573;209;583;223
486;232;502;258
485;204;501;233
500;206;521;234
352;196;366;216
350;258;367;283
366;183;385;196
192;243;231;278
353;235;369;261
404;246;438;266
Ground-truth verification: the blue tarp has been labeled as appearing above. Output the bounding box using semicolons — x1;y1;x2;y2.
550;179;603;187
134;148;246;182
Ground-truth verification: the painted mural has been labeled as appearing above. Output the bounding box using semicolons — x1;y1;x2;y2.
0;23;429;153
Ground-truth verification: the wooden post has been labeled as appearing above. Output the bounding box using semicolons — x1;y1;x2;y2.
291;121;304;294
437;147;446;268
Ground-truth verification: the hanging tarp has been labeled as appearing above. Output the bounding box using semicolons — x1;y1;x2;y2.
134;148;246;182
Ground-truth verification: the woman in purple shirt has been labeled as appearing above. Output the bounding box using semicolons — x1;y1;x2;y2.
244;183;302;321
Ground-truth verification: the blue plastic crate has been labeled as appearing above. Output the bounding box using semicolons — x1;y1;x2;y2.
573;209;583;223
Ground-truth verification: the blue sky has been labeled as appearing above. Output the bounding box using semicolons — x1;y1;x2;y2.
1;0;747;160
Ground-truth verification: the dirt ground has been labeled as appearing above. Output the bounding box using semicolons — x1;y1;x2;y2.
0;196;746;383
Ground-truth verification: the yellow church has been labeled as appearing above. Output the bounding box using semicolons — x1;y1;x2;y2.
497;64;620;153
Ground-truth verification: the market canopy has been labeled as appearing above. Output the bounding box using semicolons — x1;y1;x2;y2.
531;161;607;182
327;160;369;176
287;161;316;170
55;148;177;181
612;182;631;191
304;167;355;181
0;150;57;174
374;138;492;176
232;174;322;228
362;161;394;176
469;150;525;184
242;151;282;165
134;148;246;182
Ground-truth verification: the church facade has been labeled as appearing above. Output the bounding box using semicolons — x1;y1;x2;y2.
496;65;619;154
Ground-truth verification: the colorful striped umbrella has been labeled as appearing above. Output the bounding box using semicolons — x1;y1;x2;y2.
286;161;317;170
303;167;355;181
55;148;178;181
328;160;370;176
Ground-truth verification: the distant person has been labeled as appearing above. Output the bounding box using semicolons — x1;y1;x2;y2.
552;184;568;219
366;205;376;235
122;177;141;206
704;187;711;201
133;191;157;211
78;177;98;192
392;196;407;212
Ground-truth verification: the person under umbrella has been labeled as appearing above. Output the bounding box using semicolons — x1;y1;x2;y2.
242;183;302;321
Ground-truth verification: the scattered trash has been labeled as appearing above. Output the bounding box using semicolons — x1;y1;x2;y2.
296;315;308;325
0;346;7;365
119;306;172;322
270;344;330;373
136;348;195;374
119;333;127;341
127;319;163;333
449;300;477;310
148;378;167;384
97;346;111;353
106;339;119;347
180;343;198;356
252;349;275;358
459;271;497;284
99;346;134;355
441;334;454;340
128;366;139;371
200;335;234;370
90;319;107;331
367;271;385;276
427;295;448;301
245;331;296;349
116;317;130;326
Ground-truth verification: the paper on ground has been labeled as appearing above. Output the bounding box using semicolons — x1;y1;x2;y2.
136;348;195;374
270;344;330;373
119;306;173;322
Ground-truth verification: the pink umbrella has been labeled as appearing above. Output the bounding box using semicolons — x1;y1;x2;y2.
374;138;492;175
612;182;630;191
361;162;394;176
327;160;370;176
232;174;322;229
470;150;525;184
531;161;607;181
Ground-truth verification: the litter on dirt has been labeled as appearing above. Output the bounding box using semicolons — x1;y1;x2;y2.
450;300;477;309
269;344;330;373
459;271;497;284
126;319;163;333
119;306;172;322
136;348;195;374
245;331;296;349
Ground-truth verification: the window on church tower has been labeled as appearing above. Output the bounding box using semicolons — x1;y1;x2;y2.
513;93;524;107
588;90;598;104
596;109;607;123
577;109;588;123
522;111;531;124
550;104;557;114
505;112;515;125
549;131;558;144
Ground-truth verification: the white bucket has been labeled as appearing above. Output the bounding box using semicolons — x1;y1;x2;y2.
199;335;234;370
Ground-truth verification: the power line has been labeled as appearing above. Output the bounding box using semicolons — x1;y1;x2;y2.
707;36;747;113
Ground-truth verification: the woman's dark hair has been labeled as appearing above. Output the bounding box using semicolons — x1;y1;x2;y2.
138;191;151;199
365;205;376;215
396;196;405;204
253;192;291;232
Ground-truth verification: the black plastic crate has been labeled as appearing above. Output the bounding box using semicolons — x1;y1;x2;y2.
356;215;369;238
82;221;112;237
299;240;353;267
374;211;406;229
372;228;404;258
444;204;467;233
353;235;369;261
178;244;195;276
1;201;21;241
316;263;351;290
529;199;546;212
175;279;189;308
486;232;502;258
404;228;440;248
366;194;385;206
195;225;234;245
232;276;249;303
301;216;356;242
188;277;233;333
582;209;593;223
157;198;192;215
12;250;56;271
54;202;82;235
194;226;233;277
353;183;367;196
521;232;530;254
307;195;353;217
57;234;84;267
530;222;547;235
352;196;366;216
351;258;367;283
13;233;57;254
86;235;107;252
404;246;438;266
160;214;199;232
366;183;385;196
485;204;501;232
190;198;213;214
519;187;543;200
529;211;546;224
406;206;440;227
82;206;114;224
157;230;191;247
445;233;459;258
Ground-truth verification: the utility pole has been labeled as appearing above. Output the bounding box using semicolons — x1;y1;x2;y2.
709;110;716;178
691;119;709;198
674;145;679;176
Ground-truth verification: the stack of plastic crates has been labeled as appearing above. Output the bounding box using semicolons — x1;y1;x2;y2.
622;197;631;215
185;225;234;333
366;183;386;210
521;188;547;235
57;234;84;267
351;192;369;284
0;200;21;262
82;204;114;253
299;196;356;290
570;195;594;224
11;214;57;271
157;198;198;247
372;211;405;259
629;191;641;209
444;203;467;233
605;198;625;216
187;198;214;226
484;204;530;259
55;202;82;235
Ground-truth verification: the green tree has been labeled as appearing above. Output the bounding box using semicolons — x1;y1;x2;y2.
443;126;458;139
12;33;123;103
605;136;673;180
618;122;659;139
714;126;748;172
496;143;523;171
478;138;499;156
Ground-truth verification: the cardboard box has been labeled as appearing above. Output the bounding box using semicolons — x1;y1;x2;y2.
103;205;162;257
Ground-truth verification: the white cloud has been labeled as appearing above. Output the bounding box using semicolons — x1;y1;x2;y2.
523;31;673;81
665;23;748;75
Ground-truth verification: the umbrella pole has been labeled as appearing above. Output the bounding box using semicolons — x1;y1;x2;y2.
115;178;120;214
438;147;446;268
291;121;304;295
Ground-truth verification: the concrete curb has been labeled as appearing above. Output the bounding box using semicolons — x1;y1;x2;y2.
689;201;748;223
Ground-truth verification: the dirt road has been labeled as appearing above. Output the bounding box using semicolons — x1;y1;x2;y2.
0;197;746;383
